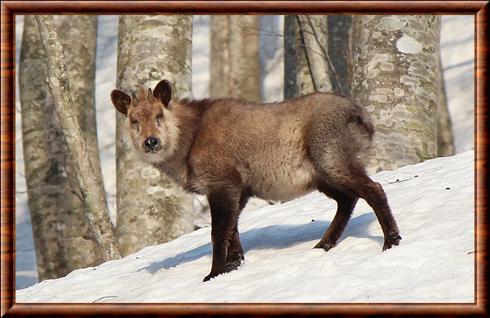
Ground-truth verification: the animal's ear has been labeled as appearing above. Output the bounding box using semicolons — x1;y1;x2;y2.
153;79;172;107
111;89;131;115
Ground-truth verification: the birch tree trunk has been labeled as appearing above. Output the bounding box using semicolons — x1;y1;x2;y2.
284;15;331;99
20;15;104;280
210;16;260;101
437;51;455;157
54;16;105;184
351;16;441;173
35;15;120;261
116;15;194;256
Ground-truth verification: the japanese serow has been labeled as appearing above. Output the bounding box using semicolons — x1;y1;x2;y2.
111;80;401;282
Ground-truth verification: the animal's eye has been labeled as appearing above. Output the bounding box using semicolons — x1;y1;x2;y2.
130;119;139;131
156;113;164;126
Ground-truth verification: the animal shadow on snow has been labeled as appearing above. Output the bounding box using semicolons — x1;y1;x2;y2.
139;212;381;274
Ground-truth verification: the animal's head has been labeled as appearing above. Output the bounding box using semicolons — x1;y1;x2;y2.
111;79;179;163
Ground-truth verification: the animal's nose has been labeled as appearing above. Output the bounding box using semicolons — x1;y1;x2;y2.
144;136;160;152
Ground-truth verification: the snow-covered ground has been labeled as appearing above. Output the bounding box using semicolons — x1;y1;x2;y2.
16;151;475;302
14;15;475;291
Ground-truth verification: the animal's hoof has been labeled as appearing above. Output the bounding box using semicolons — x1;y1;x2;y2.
225;257;243;272
203;272;220;282
227;251;244;263
314;241;336;252
382;234;402;251
204;255;245;282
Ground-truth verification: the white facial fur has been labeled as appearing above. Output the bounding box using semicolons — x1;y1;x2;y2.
126;106;180;164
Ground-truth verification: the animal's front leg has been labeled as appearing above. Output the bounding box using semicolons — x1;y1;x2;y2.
225;226;244;272
203;187;241;282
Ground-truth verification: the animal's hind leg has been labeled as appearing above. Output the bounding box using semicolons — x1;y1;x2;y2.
356;175;401;251
310;147;401;251
328;163;401;251
315;183;358;251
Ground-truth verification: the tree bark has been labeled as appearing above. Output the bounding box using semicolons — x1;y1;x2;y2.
284;15;331;99
54;16;105;184
351;16;441;173
437;51;455;157
115;15;194;256
327;16;352;97
210;16;261;101
35;15;120;261
20;15;104;280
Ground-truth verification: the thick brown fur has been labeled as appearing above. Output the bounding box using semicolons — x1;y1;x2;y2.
111;80;401;282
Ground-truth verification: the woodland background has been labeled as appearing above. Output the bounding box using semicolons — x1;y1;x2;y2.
15;15;474;290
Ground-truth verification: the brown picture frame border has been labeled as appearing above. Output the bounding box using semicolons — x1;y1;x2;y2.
1;1;488;316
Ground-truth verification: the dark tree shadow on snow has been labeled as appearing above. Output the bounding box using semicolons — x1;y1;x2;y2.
138;211;382;274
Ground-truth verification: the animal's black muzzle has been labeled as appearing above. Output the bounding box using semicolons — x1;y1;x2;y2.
143;136;161;153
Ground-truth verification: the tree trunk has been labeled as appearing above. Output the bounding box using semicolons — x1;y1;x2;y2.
437;51;455;157
20;15;104;280
284;15;330;99
35;15;120;261
327;16;352;97
210;16;261;101
296;15;332;93
115;15;194;256
351;16;441;173
53;16;105;185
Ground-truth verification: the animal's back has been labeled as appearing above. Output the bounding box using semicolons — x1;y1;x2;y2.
189;93;372;201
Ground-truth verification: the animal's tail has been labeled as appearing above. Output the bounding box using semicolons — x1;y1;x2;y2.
346;104;375;157
354;106;374;140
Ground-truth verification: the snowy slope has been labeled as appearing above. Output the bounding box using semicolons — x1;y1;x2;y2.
16;151;474;303
14;15;475;290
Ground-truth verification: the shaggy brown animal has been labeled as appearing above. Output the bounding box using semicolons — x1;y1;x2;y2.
111;79;401;282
